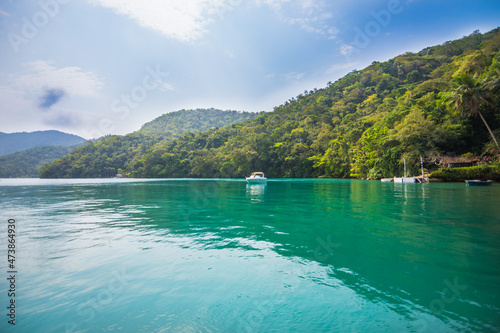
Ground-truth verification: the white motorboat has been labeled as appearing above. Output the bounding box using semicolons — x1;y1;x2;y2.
246;172;267;183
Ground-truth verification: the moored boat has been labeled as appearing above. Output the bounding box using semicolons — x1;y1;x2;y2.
246;172;267;183
393;157;428;183
393;177;418;183
465;180;493;186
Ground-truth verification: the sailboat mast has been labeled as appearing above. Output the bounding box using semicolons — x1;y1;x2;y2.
404;158;407;178
420;156;424;179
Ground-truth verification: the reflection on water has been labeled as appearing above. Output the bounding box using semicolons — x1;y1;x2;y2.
246;183;267;203
0;179;499;332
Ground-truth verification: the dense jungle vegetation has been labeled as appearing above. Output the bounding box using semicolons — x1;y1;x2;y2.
39;109;259;178
0;145;80;178
40;29;500;179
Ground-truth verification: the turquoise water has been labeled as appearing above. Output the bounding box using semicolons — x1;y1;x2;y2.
0;178;499;332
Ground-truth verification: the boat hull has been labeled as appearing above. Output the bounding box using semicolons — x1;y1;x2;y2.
465;180;493;186
246;177;267;184
394;177;417;183
247;178;267;184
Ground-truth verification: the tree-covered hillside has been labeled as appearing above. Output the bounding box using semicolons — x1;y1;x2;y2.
40;29;500;179
39;109;259;178
0;145;80;178
138;109;260;137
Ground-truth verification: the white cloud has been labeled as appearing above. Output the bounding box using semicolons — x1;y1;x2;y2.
285;72;305;81
0;85;83;132
10;61;104;98
89;0;338;42
0;85;32;113
158;82;175;92
340;44;354;56
255;0;291;11
0;7;11;17
0;61;104;133
326;62;358;73
89;0;240;42
264;0;339;39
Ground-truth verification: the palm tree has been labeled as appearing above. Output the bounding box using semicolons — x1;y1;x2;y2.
446;72;499;148
483;68;500;93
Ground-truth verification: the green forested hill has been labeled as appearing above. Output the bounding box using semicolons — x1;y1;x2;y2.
39;109;259;178
138;109;260;137
40;29;500;179
0;145;81;178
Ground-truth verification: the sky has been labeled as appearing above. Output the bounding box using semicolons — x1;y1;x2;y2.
0;0;499;139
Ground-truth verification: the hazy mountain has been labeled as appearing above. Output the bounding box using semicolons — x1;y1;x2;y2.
0;130;85;156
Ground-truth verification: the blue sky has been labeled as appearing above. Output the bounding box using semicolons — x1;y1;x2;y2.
1;0;499;139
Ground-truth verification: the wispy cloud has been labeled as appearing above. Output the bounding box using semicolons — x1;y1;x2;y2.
89;0;339;42
262;0;339;39
285;72;305;81
0;61;103;132
88;0;240;42
158;82;175;92
255;0;291;11
0;7;11;17
326;62;358;73
12;61;103;98
340;44;354;56
42;110;82;127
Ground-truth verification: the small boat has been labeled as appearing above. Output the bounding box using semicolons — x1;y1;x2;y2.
246;172;267;183
393;157;428;183
381;178;393;183
465;180;493;186
394;177;418;183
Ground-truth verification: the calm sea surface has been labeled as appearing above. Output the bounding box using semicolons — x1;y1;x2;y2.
0;178;499;332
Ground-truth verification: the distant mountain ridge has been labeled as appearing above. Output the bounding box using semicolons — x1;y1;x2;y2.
0;130;86;156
